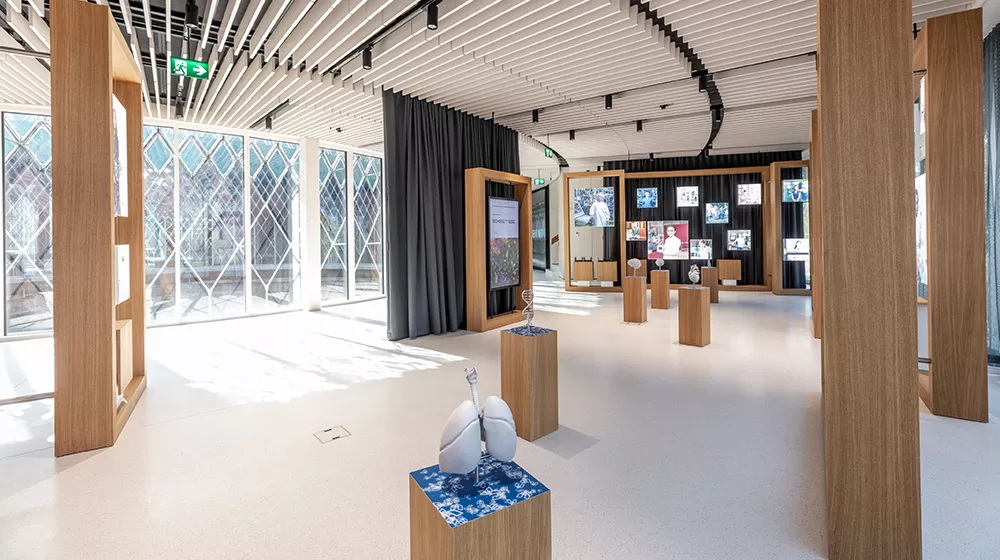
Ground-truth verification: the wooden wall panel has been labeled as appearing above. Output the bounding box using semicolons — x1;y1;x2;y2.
818;0;922;557
810;109;824;339
924;9;988;422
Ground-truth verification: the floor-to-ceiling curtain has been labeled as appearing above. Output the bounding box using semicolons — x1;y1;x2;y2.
383;90;520;340
985;25;1000;362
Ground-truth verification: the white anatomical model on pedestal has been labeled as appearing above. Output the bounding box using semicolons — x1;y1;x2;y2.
438;368;517;475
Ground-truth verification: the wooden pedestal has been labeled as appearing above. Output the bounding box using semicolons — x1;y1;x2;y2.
501;328;559;441
718;259;742;282
678;287;711;347
572;261;594;282
651;270;670;309
596;261;618;282
700;266;719;303
623;276;647;323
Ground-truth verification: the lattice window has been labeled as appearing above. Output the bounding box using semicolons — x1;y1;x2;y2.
249;138;300;310
319;148;348;302
352;154;383;296
143;125;176;323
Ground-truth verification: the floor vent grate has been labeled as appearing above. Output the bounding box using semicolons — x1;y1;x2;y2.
313;426;351;444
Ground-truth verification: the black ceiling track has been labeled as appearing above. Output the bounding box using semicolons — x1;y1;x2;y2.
630;0;723;157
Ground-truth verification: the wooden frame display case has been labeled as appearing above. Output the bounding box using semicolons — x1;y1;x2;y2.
768;160;812;296
51;0;146;456
464;168;533;332
562;170;627;292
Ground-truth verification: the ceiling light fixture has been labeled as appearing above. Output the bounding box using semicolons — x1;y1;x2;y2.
532;109;539;123
569;129;575;140
362;46;373;70
649;152;654;160
427;2;439;30
605;94;612;110
636;120;642;132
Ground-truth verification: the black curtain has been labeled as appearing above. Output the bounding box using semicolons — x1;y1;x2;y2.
604;151;802;173
986;24;1000;362
383;90;520;340
780;167;808;289
624;173;764;285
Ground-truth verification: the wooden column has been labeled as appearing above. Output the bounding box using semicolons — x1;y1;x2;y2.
818;0;922;557
700;266;719;303
919;9;988;423
651;270;670;309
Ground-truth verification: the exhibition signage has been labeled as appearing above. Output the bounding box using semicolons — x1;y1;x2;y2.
170;57;209;79
533;177;545;185
544;148;553;158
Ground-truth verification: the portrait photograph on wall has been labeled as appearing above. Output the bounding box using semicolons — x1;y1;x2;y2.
574;186;616;227
626;221;647;241
636;187;658;209
705;202;729;224
691;238;713;260
782;180;809;202
727;229;752;251
488;198;521;289
648;220;689;260
783;238;810;261
676;186;699;208
737;183;761;205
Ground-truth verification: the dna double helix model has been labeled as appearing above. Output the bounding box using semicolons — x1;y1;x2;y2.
521;289;534;330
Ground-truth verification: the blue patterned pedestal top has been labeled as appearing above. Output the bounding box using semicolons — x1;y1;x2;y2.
410;456;550;528
505;325;554;337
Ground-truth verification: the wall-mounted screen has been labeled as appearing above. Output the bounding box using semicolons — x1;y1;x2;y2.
636;187;658;209
782;180;809;202
112;94;128;217
626;221;646;241
783;238;810;261
737;183;761;205
727;229;752;251
648;220;689;260
676;186;699;208
574;186;616;227
690;239;713;260
705;202;729;224
489;198;520;289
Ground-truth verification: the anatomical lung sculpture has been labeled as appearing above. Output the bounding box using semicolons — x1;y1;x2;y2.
438;367;517;475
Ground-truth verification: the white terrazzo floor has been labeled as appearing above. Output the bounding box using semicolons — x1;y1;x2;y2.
1;278;998;559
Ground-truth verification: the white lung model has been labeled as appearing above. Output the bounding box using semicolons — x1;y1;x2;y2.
438;368;517;474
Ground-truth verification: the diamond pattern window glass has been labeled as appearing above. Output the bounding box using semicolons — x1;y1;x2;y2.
319;148;348;302
143;125;176;324
249;138;300;310
177;129;246;320
2;113;53;334
352;154;383;296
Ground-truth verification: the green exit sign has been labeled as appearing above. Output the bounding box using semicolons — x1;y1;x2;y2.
170;57;209;79
544;148;553;158
533;177;545;185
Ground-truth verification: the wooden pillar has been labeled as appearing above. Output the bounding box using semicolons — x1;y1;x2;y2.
700;266;719;303
919;9;988;422
623;276;647;323
651;270;670;309
809;109;823;339
678;287;710;347
818;0;922;558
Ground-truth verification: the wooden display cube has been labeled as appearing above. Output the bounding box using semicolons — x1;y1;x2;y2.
572;260;594;282
596;261;618;282
718;259;742;282
623;276;647;323
679;287;711;347
651;270;671;309
409;457;551;560
501;326;558;441
700;266;719;303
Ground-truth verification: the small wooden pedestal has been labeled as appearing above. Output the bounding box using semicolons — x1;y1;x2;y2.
501;327;558;441
623;276;647;323
651;270;670;309
572;261;594;282
700;266;719;303
409;459;552;560
679;287;711;347
596;261;618;282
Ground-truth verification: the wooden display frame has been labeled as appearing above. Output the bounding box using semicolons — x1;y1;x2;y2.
769;160;812;296
561;170;627;292
51;0;146;456
809;110;824;339
464;168;533;332
913;9;988;423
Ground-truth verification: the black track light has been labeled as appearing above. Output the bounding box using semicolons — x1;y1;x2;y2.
605;94;612;110
185;0;199;29
362;46;373;70
649;152;654;160
698;74;707;92
265;115;273;130
712;106;723;123
427;2;439;30
569;129;575;141
532;109;539;123
636;120;642;132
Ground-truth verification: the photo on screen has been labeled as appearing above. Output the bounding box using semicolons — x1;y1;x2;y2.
636;187;658;209
626;221;647;241
647;220;689;260
574;186;616;227
783;238;810;262
727;229;752;251
737;183;762;205
112;94;128;217
488;198;520;289
676;186;699;208
690;239;713;260
782;180;809;202
705;202;729;224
